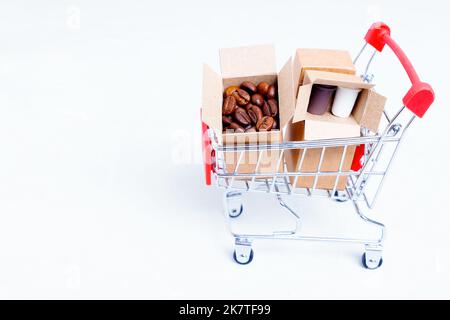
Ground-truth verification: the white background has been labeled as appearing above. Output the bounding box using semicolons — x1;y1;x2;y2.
0;0;449;299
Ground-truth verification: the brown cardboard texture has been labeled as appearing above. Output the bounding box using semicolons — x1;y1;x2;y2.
294;112;361;140
352;89;387;133
284;144;357;191
202;44;289;176
285;119;356;190
278;57;296;130
220;44;277;79
292;70;385;134
202;64;223;131
293;49;356;88
223;131;283;175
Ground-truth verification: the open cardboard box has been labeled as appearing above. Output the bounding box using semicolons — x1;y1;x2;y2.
202;44;292;175
282;68;387;191
294;70;387;135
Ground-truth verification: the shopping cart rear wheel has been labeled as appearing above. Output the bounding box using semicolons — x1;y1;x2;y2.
233;249;254;265
362;252;383;270
333;191;349;203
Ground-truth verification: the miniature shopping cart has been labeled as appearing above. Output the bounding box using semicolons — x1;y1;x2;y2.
201;22;434;269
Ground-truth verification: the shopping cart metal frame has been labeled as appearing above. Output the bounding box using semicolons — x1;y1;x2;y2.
201;22;434;269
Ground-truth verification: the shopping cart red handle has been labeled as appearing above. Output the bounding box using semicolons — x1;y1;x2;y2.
364;22;435;118
201;109;213;186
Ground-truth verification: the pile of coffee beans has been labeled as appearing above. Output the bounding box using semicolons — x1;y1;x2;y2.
222;81;279;133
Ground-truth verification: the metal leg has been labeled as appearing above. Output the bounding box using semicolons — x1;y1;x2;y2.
349;190;385;269
224;188;386;268
276;194;301;234
225;191;243;218
350;196;385;244
233;238;254;265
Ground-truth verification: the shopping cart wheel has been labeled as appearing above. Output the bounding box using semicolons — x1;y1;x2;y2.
233;249;254;265
362;252;383;270
333;191;348;203
229;205;243;218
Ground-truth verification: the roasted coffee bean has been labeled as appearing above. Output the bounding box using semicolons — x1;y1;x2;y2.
224;86;239;97
228;122;245;133
240;81;257;94
267;99;278;117
232;89;251;106
267;85;277;99
247;104;263;125
257;82;270;96
245;126;256;133
233;107;252;126
256;116;274;132
222;96;237;115
251;94;265;107
261;101;270;117
222;115;233;127
245;103;255;112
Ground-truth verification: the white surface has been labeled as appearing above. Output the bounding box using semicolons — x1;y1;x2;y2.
332;87;362;118
0;0;449;299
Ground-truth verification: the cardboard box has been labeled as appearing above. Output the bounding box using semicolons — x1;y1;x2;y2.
222;131;283;174
282;67;386;191
293;49;356;88
202;44;292;175
293;70;386;134
291;49;386;133
285;118;357;190
292;112;360;141
284;140;356;191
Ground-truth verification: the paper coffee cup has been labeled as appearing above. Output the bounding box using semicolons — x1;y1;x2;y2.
307;85;337;115
331;87;362;118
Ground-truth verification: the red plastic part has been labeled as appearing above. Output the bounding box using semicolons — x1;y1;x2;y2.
364;22;435;118
351;144;365;172
403;82;435;118
201;110;212;186
364;22;391;52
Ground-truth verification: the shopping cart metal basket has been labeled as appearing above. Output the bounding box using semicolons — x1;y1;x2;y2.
201;22;434;269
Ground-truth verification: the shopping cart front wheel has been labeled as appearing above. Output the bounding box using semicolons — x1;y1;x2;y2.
233;248;254;265
362;252;383;270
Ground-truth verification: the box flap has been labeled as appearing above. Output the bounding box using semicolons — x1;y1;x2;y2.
220;44;277;79
295;48;356;83
278;58;296;129
292;84;313;123
304;70;374;89
202;64;223;131
352;90;387;132
303;113;360;140
296;49;355;69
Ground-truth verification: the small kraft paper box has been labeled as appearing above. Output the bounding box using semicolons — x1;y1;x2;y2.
202;44;292;176
293;48;357;86
294;70;387;134
283;68;387;190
